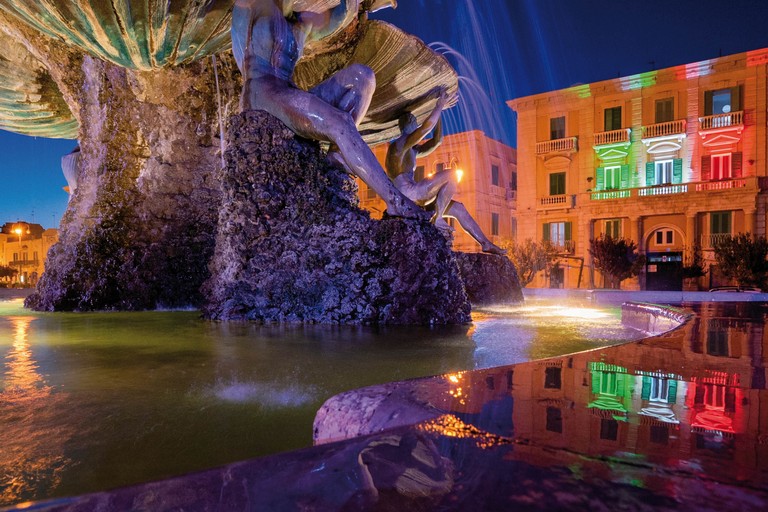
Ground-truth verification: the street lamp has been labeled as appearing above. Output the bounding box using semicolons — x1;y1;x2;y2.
13;226;23;286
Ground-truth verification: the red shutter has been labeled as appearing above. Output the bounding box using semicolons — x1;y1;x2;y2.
732;152;743;177
701;155;712;181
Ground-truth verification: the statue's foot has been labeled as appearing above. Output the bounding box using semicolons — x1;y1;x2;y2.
385;196;429;221
481;242;507;255
432;217;455;234
327;150;350;173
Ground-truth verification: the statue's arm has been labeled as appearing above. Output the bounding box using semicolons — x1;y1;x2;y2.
404;90;447;149
416;118;443;157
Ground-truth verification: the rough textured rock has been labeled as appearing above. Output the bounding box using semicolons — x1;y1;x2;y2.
453;252;523;306
203;110;471;324
24;51;242;311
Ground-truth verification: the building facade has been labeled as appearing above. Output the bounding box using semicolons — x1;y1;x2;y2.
0;221;58;286
357;130;517;253
509;48;768;290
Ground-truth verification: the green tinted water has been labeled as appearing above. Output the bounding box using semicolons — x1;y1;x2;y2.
0;298;639;505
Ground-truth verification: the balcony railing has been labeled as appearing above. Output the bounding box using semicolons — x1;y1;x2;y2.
701;233;731;248
553;240;576;255
539;194;574;209
594;128;631;146
638;184;688;196
694;178;747;192
9;259;39;267
699;111;743;131
642;119;686;139
586;176;757;202
535;136;578;155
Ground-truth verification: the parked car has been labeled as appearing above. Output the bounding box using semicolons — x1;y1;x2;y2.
708;286;763;293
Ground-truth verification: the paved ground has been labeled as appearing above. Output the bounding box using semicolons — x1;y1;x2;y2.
0;288;35;301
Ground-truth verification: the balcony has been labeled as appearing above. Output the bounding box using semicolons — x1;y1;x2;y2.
698;111;744;147
699;111;743;131
594;128;631;146
9;259;39;267
553;240;576;255
539;194;574;209
701;233;731;249
642;119;686;139
586;176;758;203
535;136;578;156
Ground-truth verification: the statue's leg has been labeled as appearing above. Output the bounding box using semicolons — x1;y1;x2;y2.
446;201;507;255
310;64;375;125
409;170;456;231
249;77;424;219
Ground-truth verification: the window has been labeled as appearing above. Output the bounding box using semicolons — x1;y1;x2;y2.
600;418;619;441
510;217;517;239
509;172;517;190
414;165;425;182
710;211;731;235
550;116;565;139
491;213;499;236
710;88;732;115
12;253;18;261
654;160;673;185
707;326;729;357
711;154;731;180
604;165;620;190
604;106;622;131
605;219;621;238
33;251;38;261
649;378;669;402
544;367;562;389
655;97;674;123
549;172;566;195
491;165;500;186
543;221;572;249
546;406;563;433
655;230;673;245
435;162;445;174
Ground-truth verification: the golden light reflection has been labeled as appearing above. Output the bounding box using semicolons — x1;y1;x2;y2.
418;414;511;450
1;316;70;506
455;168;464;183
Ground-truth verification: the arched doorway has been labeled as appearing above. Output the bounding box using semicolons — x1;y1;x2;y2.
645;226;684;291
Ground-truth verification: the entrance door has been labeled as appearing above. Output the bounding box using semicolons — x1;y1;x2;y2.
645;252;683;291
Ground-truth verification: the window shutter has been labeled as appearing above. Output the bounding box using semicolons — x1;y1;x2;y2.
704;90;713;116
694;384;705;405
596;167;605;190
725;387;736;413
592;373;601;395
641;377;651;400
645;162;655;186
668;379;678;404
731;85;742;112
701;156;712;181
620;164;629;189
564;222;572;241
616;372;626;396
672;158;683;184
542;223;550;242
732;152;743;177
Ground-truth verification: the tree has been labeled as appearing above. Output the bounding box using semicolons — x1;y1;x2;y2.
713;232;768;290
502;239;558;287
0;265;17;281
589;235;646;289
682;242;708;279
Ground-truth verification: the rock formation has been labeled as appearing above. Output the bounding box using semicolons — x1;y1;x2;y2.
203;111;471;324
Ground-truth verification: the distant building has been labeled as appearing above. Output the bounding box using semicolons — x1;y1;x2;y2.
0;221;58;286
508;47;768;290
358;130;517;253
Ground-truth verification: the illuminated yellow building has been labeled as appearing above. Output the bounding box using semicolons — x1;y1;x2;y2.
0;222;58;286
508;48;768;290
358;130;517;253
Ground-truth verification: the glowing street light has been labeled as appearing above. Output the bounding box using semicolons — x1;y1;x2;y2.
13;224;26;285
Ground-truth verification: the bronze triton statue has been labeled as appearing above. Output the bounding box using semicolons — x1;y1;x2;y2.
386;89;506;255
232;0;423;219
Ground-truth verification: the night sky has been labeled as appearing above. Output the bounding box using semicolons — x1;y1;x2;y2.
1;0;766;228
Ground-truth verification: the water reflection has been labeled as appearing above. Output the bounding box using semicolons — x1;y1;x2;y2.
0;316;71;505
419;302;768;493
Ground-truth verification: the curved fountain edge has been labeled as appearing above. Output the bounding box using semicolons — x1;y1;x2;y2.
313;301;692;445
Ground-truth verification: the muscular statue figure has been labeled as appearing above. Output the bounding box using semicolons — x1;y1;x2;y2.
386;90;507;255
231;0;422;218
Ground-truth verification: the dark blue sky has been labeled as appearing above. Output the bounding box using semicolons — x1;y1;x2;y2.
1;0;767;228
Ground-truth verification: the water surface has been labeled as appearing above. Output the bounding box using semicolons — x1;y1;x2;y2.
0;298;639;506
